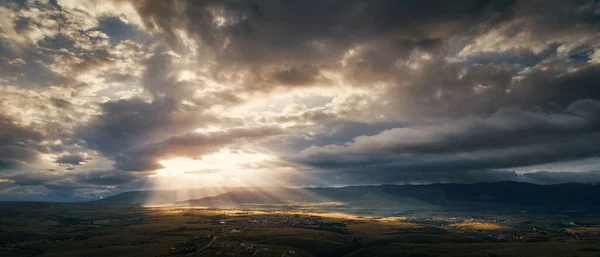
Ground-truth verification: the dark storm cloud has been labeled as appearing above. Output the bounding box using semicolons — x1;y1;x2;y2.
512;0;600;36
10;172;61;186
49;98;72;109
125;0;516;89
465;47;557;66
76;97;206;156
268;64;329;87
126;0;600;114
115;126;283;171
55;154;88;166
138;45;240;105
73;39;242;174
266;120;408;155
74;169;142;186
368;51;600;120
0;48;69;89
142;47;193;99
0;114;44;170
513;64;600;107
294;99;600;181
270;67;317;86
7;168;145;197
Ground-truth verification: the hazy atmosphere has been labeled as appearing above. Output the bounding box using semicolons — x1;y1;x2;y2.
2;0;600;202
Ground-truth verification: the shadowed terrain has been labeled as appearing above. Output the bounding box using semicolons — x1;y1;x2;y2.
1;202;600;257
101;182;600;213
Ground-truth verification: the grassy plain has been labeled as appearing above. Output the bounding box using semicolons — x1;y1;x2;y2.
1;203;599;257
449;222;510;231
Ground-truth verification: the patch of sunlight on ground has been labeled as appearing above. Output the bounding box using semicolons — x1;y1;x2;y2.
449;222;510;230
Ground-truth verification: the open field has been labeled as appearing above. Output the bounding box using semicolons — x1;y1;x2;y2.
1;203;600;257
449;222;510;231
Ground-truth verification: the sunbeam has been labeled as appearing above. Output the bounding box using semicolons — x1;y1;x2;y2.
140;149;296;204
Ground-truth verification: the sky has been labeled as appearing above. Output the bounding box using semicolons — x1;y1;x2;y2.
1;0;600;201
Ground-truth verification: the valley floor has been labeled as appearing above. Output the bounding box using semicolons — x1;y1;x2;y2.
1;203;600;257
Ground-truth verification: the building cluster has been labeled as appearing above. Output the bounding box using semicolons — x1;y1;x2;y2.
486;233;524;242
230;217;318;228
409;215;529;225
210;242;296;256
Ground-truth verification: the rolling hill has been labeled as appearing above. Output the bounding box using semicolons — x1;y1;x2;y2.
96;187;243;204
98;182;600;211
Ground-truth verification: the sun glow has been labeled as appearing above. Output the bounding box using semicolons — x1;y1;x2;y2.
155;149;274;177
144;149;289;191
140;149;302;204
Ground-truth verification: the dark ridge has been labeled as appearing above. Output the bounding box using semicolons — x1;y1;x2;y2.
97;182;600;211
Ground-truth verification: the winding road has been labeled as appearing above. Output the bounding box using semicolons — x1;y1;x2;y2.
187;236;218;256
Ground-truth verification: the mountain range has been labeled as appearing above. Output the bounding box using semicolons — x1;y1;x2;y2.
98;182;600;212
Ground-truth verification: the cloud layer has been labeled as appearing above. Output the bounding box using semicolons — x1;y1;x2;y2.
1;0;600;201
